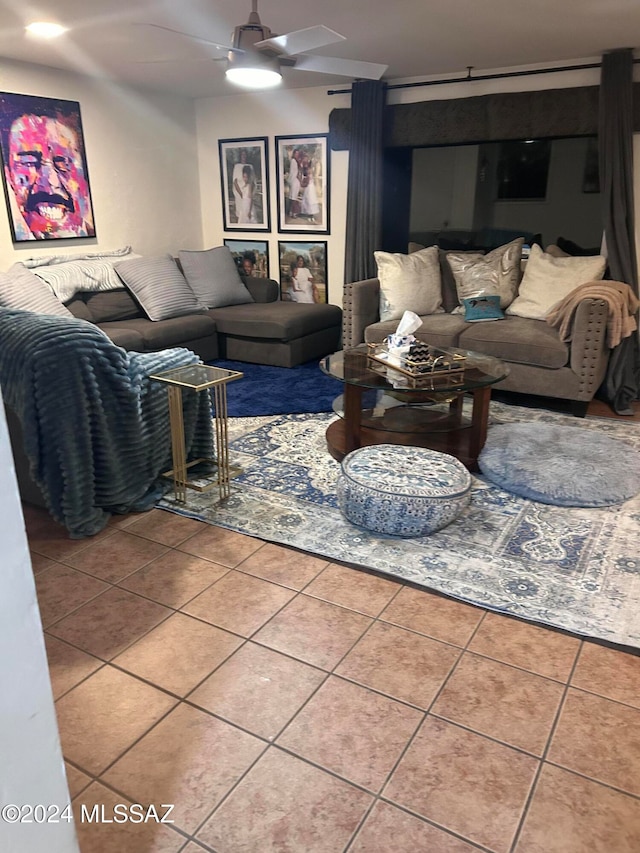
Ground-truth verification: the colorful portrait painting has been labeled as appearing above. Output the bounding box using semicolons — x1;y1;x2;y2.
0;92;96;242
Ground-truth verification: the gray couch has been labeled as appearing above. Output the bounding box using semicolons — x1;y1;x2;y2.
67;277;342;368
342;277;611;415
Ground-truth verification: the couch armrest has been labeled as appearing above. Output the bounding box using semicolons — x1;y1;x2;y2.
343;278;381;348
243;277;279;303
568;297;610;396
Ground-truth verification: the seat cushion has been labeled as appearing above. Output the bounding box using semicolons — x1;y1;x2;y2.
98;326;146;351
100;313;217;351
208;302;342;340
364;313;469;349
458;316;568;368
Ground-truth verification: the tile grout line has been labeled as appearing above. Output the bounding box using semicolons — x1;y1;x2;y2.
507;636;584;853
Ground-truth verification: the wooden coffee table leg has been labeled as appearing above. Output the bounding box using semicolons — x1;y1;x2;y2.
343;383;363;453
469;387;491;466
449;393;464;426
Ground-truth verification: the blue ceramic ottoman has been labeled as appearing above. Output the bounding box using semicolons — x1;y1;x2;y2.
337;444;471;537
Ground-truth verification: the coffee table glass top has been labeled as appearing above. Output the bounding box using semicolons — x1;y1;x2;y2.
149;363;243;391
320;345;509;393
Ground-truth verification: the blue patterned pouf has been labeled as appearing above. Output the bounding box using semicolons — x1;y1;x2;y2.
337;444;472;537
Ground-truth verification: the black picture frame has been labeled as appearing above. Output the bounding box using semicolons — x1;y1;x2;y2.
496;139;551;201
219;137;270;232
275;134;330;234
0;91;96;242
278;240;328;304
223;239;270;279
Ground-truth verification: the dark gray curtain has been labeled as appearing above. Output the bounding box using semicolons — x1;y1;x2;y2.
598;49;640;414
343;80;386;283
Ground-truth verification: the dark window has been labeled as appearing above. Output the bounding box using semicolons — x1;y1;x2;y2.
496;140;551;200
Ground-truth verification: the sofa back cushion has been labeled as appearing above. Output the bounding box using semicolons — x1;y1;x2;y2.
507;244;607;320
115;254;204;321
84;289;142;323
375;246;443;322
0;264;72;317
178;246;254;309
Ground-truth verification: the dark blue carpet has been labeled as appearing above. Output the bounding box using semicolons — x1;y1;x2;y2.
209;359;343;416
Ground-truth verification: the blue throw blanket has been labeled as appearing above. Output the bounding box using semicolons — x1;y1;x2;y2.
0;310;214;538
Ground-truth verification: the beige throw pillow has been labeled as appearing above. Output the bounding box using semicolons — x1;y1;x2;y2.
375;246;443;322
507;244;607;320
446;238;524;311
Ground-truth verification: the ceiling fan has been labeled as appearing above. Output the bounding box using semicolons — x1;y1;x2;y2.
140;0;387;88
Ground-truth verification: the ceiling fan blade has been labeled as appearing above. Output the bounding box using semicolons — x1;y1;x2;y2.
132;22;236;53
292;54;388;80
255;25;345;57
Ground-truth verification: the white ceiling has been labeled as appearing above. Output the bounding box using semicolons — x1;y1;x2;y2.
0;0;639;98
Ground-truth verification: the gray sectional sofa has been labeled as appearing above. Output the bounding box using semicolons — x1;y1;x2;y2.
0;248;342;368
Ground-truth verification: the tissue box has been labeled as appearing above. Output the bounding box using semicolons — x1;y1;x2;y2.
367;342;466;384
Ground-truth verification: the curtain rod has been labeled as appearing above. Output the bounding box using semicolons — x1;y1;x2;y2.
327;58;640;96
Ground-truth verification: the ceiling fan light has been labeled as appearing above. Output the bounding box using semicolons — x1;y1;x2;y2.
226;66;282;88
225;50;282;89
25;21;68;39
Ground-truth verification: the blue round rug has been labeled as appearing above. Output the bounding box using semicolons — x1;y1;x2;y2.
478;423;640;507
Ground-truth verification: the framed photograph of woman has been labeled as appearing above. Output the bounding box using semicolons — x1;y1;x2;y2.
275;134;330;234
278;240;328;304
219;137;270;231
223;239;270;279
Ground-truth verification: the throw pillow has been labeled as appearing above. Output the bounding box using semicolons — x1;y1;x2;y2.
114;254;204;321
178;246;253;309
374;246;443;322
0;264;72;317
446;238;524;311
462;294;504;322
507;244;607;320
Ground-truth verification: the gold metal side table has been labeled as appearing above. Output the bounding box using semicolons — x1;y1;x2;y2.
149;364;243;503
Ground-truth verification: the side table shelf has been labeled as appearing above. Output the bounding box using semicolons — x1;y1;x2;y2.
149;364;243;503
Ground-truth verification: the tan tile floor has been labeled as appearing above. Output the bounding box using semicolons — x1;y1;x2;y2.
24;498;640;853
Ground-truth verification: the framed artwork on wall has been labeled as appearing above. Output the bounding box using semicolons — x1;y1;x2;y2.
219;137;270;232
0;91;96;242
275;134;330;234
278;240;328;304
223;239;270;279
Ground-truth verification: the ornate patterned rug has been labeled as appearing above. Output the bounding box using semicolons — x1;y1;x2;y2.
158;401;640;650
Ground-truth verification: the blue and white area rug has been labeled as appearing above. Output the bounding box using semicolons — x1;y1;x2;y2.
159;401;640;650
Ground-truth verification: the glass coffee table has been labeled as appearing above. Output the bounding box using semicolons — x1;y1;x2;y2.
320;345;509;471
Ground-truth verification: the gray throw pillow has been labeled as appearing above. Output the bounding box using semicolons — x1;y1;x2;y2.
0;264;72;317
179;246;254;309
114;254;204;321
